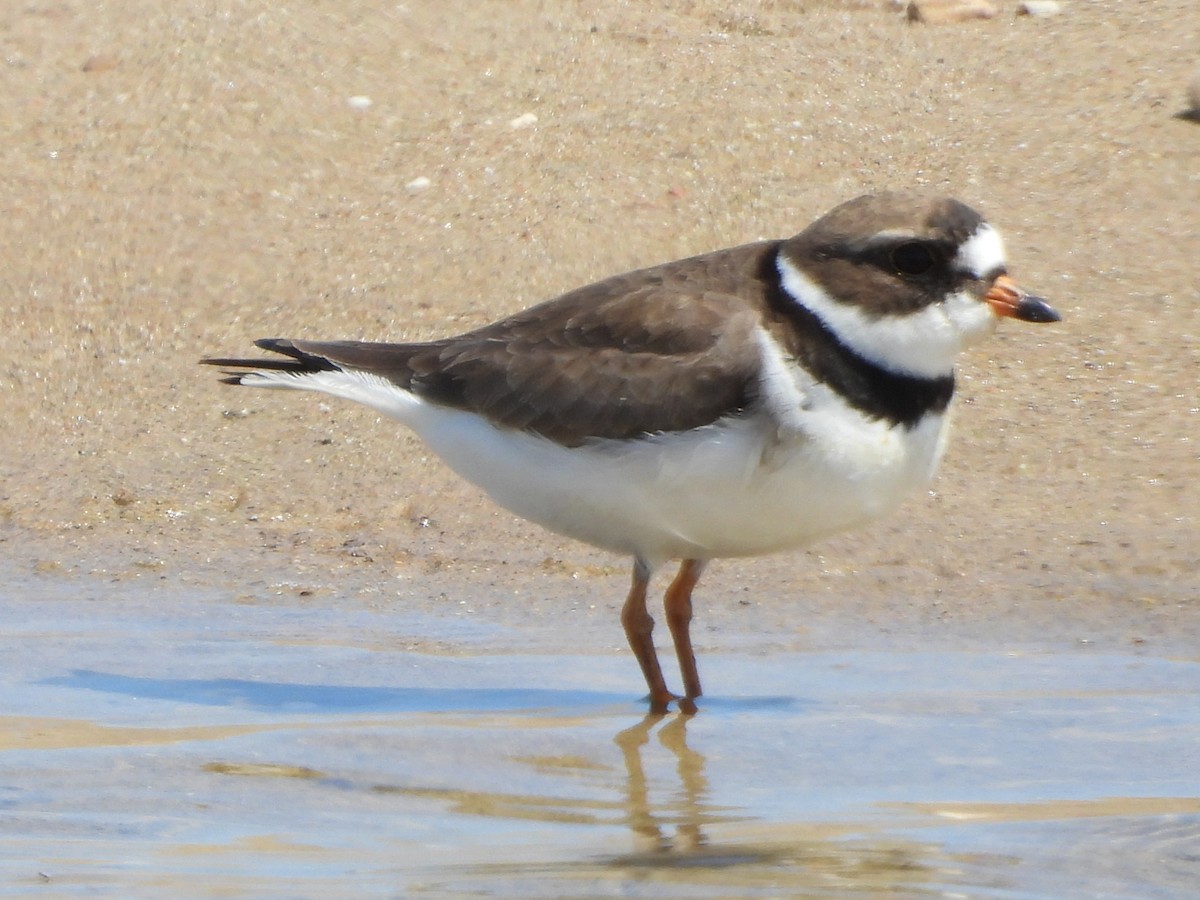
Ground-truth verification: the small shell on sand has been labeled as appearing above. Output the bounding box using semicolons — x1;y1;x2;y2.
509;112;538;130
906;0;997;24
405;176;432;195
347;95;372;110
1017;1;1063;17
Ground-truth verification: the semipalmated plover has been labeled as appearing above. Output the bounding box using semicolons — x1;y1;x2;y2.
204;192;1058;713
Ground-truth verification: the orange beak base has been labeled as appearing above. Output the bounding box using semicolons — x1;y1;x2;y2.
985;274;1060;323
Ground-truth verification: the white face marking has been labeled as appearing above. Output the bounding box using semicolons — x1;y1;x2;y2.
776;234;1002;380
955;223;1007;279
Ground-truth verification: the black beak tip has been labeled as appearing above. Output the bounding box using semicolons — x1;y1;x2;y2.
1017;296;1061;324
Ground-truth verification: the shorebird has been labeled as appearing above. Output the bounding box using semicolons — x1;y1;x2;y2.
204;192;1058;713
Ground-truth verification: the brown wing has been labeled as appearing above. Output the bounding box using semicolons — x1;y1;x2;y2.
209;242;779;447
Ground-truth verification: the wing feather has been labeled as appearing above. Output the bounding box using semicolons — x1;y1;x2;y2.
205;242;781;446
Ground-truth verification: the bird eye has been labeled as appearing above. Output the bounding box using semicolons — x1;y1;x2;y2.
889;242;936;276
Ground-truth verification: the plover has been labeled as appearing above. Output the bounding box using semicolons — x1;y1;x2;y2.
204;192;1059;713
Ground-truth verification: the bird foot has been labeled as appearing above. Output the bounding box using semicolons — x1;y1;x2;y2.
647;690;699;716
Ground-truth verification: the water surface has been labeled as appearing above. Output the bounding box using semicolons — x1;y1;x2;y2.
3;574;1198;897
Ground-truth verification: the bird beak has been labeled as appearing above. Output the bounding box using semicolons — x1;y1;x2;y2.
985;275;1060;323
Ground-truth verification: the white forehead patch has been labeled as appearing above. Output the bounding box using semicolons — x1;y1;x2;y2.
955;223;1007;278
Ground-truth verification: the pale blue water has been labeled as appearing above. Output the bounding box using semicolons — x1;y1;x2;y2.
2;571;1198;897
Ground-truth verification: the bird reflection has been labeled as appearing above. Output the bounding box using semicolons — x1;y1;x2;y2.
614;713;713;853
301;711;940;890
369;709;738;846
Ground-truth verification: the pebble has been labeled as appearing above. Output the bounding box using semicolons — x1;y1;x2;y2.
347;95;372;110
1016;0;1063;16
509;112;538;130
81;53;119;73
1189;71;1200;114
906;0;997;23
405;176;432;195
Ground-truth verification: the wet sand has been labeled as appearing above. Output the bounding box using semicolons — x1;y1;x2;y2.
1;0;1198;894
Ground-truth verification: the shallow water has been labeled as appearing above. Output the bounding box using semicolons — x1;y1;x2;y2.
3;573;1199;898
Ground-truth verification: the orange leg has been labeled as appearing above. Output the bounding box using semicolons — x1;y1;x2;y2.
664;558;707;705
621;560;677;714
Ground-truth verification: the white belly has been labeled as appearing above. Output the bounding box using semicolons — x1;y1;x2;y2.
407;396;951;567
250;367;951;567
